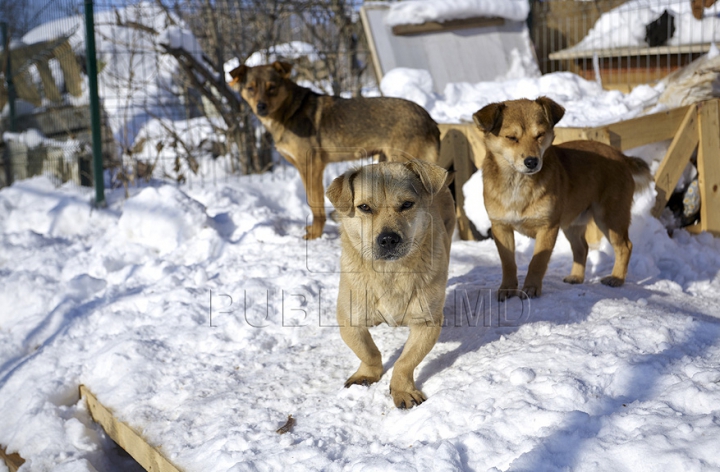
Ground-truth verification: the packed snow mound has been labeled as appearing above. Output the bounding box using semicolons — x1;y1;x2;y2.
574;0;720;51
381;68;662;125
0;176;98;237
385;0;530;25
118;186;210;254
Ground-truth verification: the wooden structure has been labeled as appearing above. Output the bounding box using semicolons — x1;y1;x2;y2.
80;385;181;472
442;99;720;239
549;44;713;93
360;3;538;94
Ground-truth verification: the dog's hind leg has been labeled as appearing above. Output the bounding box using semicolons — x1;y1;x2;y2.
340;326;384;388
595;210;632;287
562;224;589;284
389;323;441;408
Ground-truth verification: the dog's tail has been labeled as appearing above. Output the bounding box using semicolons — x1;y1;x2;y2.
625;156;653;193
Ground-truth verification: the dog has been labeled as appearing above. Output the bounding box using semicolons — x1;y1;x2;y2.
326;159;455;408
472;97;653;300
229;61;441;240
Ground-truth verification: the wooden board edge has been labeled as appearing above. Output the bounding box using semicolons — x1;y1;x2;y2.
0;446;25;472
359;6;385;90
79;385;182;472
651;105;699;217
391;16;505;36
697;99;720;235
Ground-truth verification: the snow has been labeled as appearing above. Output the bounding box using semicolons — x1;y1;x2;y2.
380;67;662;126
2;150;720;470
573;0;720;51
384;0;530;26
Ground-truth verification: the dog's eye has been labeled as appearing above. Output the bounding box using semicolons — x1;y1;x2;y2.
536;133;545;141
400;201;415;211
506;136;518;142
246;86;255;93
357;204;372;213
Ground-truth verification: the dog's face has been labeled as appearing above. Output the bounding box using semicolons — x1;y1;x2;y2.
228;61;293;117
327;160;447;262
473;97;565;175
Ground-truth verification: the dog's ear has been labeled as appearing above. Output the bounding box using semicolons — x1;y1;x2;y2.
228;64;248;88
272;61;293;79
536;96;565;126
326;168;358;215
473;102;505;133
405;159;448;196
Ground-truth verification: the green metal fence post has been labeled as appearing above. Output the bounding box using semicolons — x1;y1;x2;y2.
83;0;106;206
2;22;16;187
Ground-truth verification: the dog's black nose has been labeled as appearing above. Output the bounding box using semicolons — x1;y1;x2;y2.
256;102;268;115
524;157;539;170
377;231;401;250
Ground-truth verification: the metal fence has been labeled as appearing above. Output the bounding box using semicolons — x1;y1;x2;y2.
531;0;720;91
1;0;373;192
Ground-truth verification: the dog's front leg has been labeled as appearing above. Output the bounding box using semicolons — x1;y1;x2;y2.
340;325;384;388
524;225;560;298
491;222;519;301
298;155;327;239
389;323;441;408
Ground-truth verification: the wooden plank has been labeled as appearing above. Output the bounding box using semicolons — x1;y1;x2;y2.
80;385;182;472
359;6;384;86
549;43;713;61
603;106;691;150
36;59;62;103
0;446;25;472
697;99;720;235
54;40;83;97
652;105;699;217
392;17;504;36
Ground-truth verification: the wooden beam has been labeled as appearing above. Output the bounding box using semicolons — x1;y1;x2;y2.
36;59;62;103
0;446;25;472
359;6;385;87
549;43;714;61
697;99;720;235
80;385;182;472
392;16;505;36
603;105;691;150
652;105;699;217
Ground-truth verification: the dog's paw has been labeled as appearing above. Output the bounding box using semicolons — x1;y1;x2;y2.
521;285;542;298
303;225;322;240
344;373;381;389
601;276;624;287
390;388;426;409
497;286;519;302
563;275;584;284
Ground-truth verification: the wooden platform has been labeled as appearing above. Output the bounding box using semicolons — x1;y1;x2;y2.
80;385;181;472
441;99;720;239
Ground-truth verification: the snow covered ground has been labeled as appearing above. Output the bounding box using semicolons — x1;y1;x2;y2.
1;156;720;470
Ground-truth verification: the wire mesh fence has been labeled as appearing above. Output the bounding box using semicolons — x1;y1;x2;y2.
532;0;720;91
1;0;374;192
3;0;720;192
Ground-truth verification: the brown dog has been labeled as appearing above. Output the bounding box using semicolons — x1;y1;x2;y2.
326;159;455;408
472;97;652;300
229;61;441;239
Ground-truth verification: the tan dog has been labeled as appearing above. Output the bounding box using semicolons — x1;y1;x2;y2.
229;61;441;240
473;97;652;300
326;159;455;408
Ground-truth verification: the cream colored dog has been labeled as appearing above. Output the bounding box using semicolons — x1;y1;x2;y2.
326;159;456;408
